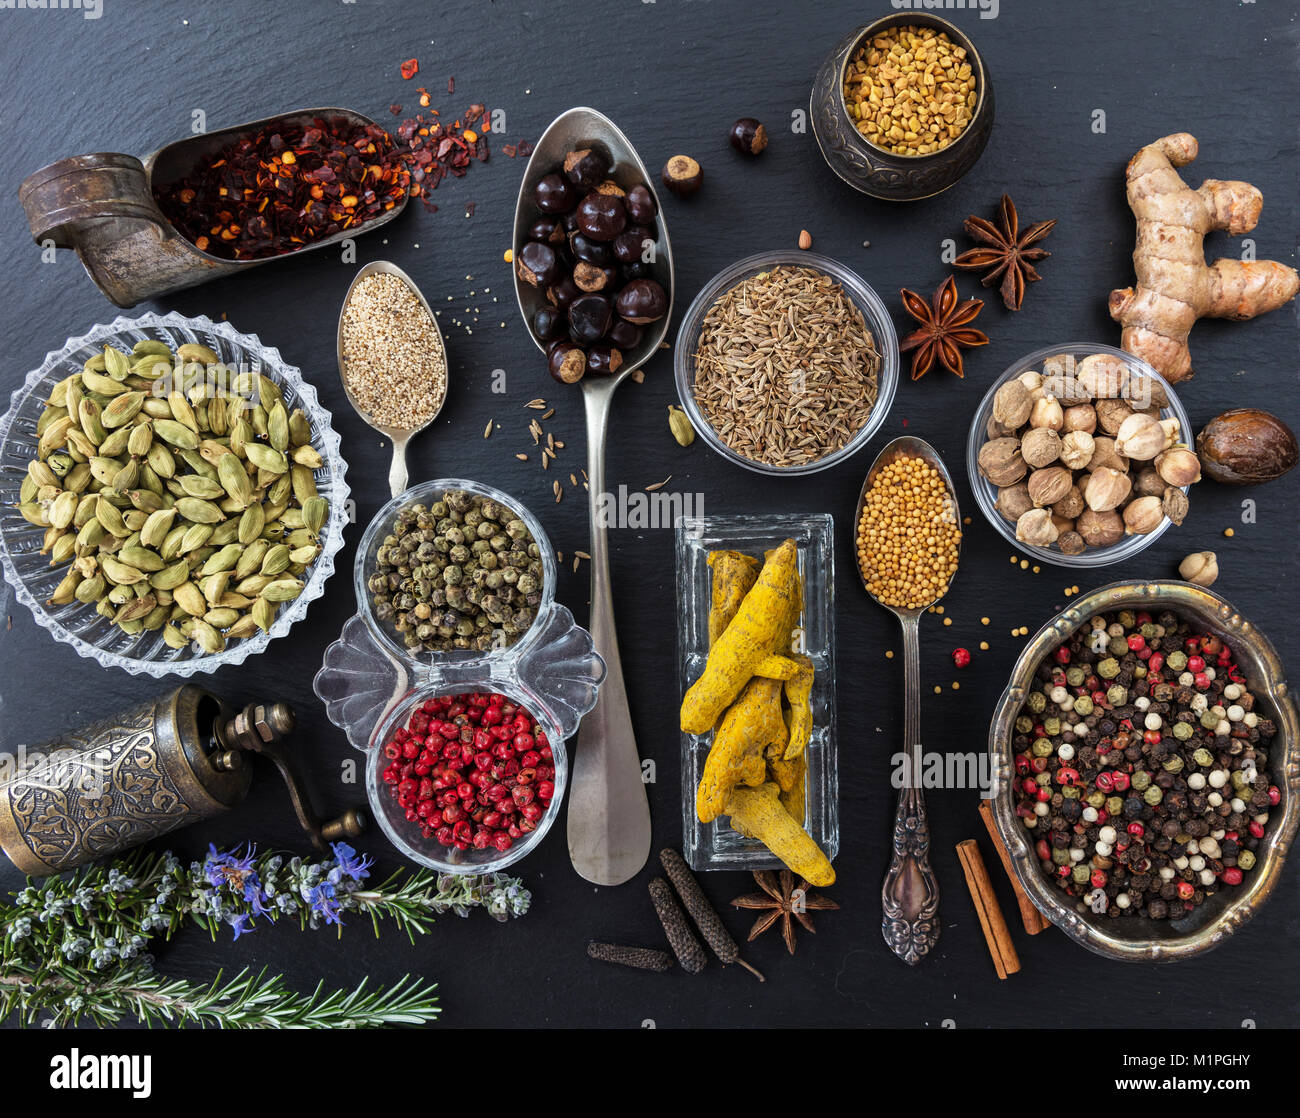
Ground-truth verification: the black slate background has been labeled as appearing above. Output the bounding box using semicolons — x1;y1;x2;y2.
1;0;1297;1029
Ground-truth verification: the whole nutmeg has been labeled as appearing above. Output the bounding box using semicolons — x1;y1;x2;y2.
1196;408;1299;485
1027;466;1073;508
1075;352;1129;399
1089;436;1129;474
1084;466;1132;512
1058;529;1087;556
1052;485;1085;520
1077;507;1124;548
1114;412;1166;460
994;482;1033;523
1155;447;1201;487
1095;398;1134;436
1062;404;1097;434
987;414;1017;440
1134;467;1166;498
1020;427;1062;468
1060;430;1095;470
978;437;1027;486
1162;485;1189;526
1042;368;1092;406
1030;395;1064;431
1123;494;1165;535
1015;507;1059;548
992;380;1034;429
1178;550;1219;587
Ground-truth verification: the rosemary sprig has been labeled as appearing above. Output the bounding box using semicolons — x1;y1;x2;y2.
0;843;529;1028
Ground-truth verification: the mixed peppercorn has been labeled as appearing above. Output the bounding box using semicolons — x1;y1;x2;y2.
382;691;555;854
1012;610;1279;920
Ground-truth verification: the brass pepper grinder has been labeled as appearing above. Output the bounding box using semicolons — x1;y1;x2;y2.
0;684;365;876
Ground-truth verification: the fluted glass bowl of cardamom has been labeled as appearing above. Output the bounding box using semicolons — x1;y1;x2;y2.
0;312;348;677
967;344;1193;569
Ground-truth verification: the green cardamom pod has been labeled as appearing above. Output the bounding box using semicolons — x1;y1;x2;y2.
132;339;173;359
141;603;171;630
75;517;106;552
74;573;106;604
159;524;188;561
176;343;219;366
142;397;173;419
18;502;50;527
128;488;165;513
78;399;108;444
209;519;240;546
47;377;72;409
168;391;199;433
260;544;291;577
260;578;305;603
27;460;58;488
190;619;225;654
199;544;242;577
287;408;312;445
290;465;318;505
174;497;225;524
237;503;265;545
173;581;207;617
50;534;78;566
48;570;82;605
251;596;276;632
103;346;132;381
95;497;131;538
256;375;283;412
291;444;324;469
140;507;177;550
101;391;146;429
97;427;132;459
64;462;93;495
146;441;177;479
289;544;319;565
217;454;253;507
243;443;287;474
80;369;128;397
235;539;270;580
668;405;696;446
237;573;273;597
101;555;146;585
118;545;166;573
127;420;154;458
37;416;75;459
202;571;231;606
112;458;140;492
179;522;215;553
48;490;79;531
267;402;289;452
302;496;329;535
229;417;252;457
203;607;240;630
149;559;191;591
162;624;190;650
179;474;226;500
154;418;200;450
115;594;158;623
224;613;260;641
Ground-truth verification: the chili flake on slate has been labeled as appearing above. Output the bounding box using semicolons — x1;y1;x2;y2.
154;116;410;260
400;58;419;80
395;101;492;210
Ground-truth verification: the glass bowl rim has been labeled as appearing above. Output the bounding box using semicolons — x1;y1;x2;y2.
673;249;899;477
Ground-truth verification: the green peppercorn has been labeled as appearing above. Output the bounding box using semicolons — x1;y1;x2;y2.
1097;657;1120;679
1166;650;1187;671
1073;695;1095;716
1143;785;1163;805
1106;685;1127;706
1052;848;1070;866
1231;770;1251;790
1062;786;1081;800
1071;865;1091;884
1192;747;1214;767
1066;666;1086;687
1131;770;1151;791
1027;691;1047;714
1163;755;1184;773
1238;850;1256;871
1173;721;1193;741
1109;636;1129;657
1087;791;1106;808
1043;717;1061;736
1134;665;1147;679
1106;795;1123;816
1118;610;1136;629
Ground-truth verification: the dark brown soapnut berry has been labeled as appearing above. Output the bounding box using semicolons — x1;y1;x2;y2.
595;179;626;197
549;343;587;384
615;278;668;325
587;345;624;375
515;242;559;288
534;172;578;214
613;228;652;265
605;318;641;350
570;233;614;267
528;216;565;244
568;293;613;344
576;191;628;242
546;274;580;309
625;184;658;225
563;147;609;191
533;305;563;343
572;261;609;293
661;154;703;198
729;117;768;156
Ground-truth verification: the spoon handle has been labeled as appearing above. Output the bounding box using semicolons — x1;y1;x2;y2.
881;614;941;965
387;434;410;498
566;381;652;886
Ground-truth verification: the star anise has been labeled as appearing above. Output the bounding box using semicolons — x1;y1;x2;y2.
954;193;1056;311
730;869;839;955
897;275;988;380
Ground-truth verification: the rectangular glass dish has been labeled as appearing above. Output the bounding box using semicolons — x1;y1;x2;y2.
676;514;838;871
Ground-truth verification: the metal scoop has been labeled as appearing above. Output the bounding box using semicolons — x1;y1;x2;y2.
852;436;962;965
337;260;448;497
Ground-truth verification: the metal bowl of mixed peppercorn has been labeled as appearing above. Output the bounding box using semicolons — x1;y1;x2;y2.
989;581;1299;961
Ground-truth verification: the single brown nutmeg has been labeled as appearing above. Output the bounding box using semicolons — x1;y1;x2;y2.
1052;485;1085;520
1084;466;1132;512
1134;467;1166;498
1077;507;1124;548
1059;430;1095;470
1021;427;1062;468
1123;495;1165;535
1030;395;1064;431
1089;436;1129;474
994;482;1033;523
1058;529;1087;556
1062;404;1097;434
992;380;1033;428
1015;507;1059;548
1178;550;1219;587
978;437;1027;486
1114;412;1166;460
1027;466;1073;508
1076;352;1129;399
1155;447;1201;487
987;414;1017;440
1162;485;1189;526
1095;398;1134;436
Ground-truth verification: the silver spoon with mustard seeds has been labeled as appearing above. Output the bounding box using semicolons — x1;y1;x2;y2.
853;435;963;966
337;261;448;497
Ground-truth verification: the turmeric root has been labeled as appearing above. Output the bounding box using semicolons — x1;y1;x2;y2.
697;677;787;823
752;654;799;680
681;539;799;735
724;782;834;887
707;550;759;645
781;655;815;760
1109;133;1299;383
766;745;806;826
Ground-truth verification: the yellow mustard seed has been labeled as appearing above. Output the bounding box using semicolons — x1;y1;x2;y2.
979;641;989;650
981;617;990;625
933;685;942;694
952;681;960;690
943;617;952;626
1224;528;1235;538
886;650;895;659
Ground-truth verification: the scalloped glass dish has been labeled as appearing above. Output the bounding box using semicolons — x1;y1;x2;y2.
313;478;605;874
673;250;899;477
0;312;348;677
676;514;839;872
966;343;1191;568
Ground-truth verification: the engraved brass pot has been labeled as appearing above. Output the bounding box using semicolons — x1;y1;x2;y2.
989;581;1299;961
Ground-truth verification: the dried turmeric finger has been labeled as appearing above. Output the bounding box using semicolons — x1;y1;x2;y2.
724;782;834;887
697;677;787;823
771;749;806;825
782;655;815;760
682;539;799;735
707;549;759;645
753;654;799;680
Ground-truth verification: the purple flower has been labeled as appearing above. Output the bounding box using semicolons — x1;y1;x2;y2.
307;881;343;926
330;843;373;884
205;844;271;923
228;912;252;941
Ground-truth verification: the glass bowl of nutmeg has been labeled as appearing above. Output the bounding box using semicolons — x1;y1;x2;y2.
966;344;1196;568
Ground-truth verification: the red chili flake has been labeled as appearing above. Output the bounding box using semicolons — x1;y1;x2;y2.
502;144;517;158
418;89;431;108
447;75;455;94
389;104;403;116
517;140;534;157
401;58;419;80
465;202;476;218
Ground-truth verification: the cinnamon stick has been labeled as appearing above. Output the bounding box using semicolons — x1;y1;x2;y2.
978;799;1050;935
956;839;1021;980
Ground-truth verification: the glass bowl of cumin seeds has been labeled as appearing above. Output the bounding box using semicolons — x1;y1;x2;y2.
674;252;898;476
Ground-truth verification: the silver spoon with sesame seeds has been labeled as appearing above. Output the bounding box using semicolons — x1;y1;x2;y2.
337;260;448;497
512;108;675;886
853;436;962;966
